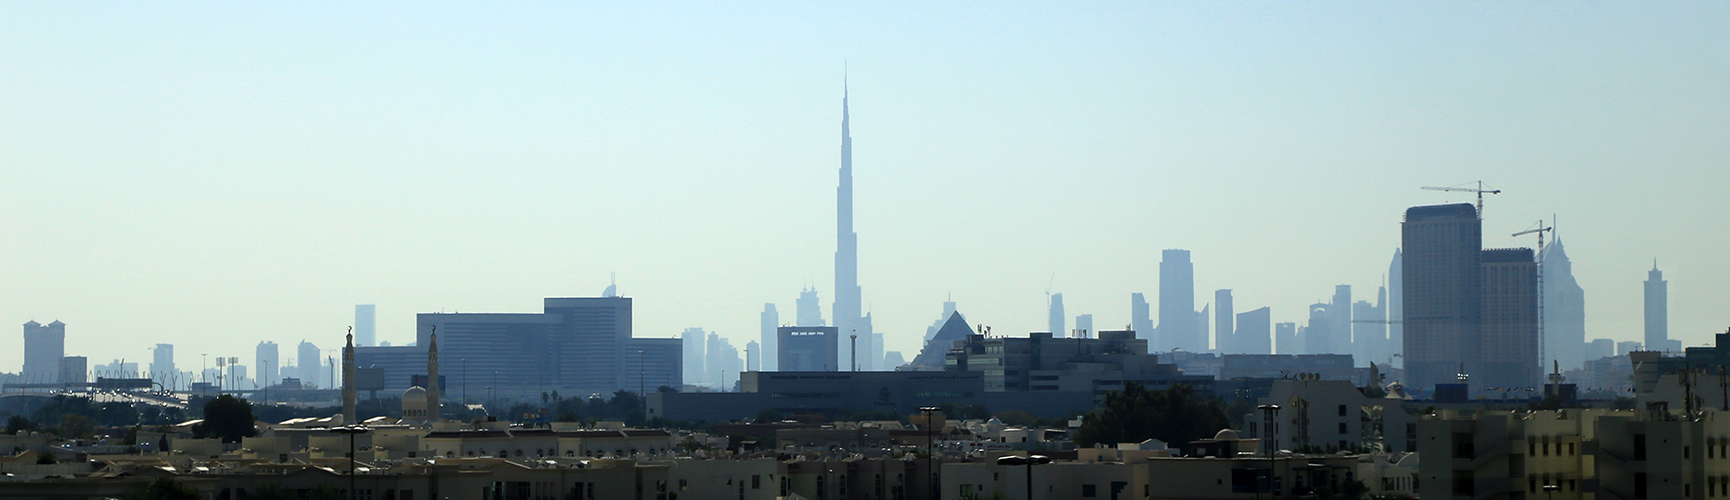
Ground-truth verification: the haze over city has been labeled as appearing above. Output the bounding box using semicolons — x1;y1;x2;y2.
4;2;1728;373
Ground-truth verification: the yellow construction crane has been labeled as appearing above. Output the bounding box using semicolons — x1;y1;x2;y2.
1422;181;1501;217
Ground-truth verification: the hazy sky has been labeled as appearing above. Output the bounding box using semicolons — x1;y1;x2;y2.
5;3;1727;376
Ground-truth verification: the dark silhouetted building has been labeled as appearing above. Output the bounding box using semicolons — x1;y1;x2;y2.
1402;203;1483;390
779;326;839;372
1480;248;1539;390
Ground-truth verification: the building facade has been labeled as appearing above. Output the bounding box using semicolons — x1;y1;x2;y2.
22;320;65;384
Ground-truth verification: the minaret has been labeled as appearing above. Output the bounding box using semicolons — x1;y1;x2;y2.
833;74;865;368
426;332;441;421
342;331;357;424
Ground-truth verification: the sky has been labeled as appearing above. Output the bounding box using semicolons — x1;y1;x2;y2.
4;2;1728;377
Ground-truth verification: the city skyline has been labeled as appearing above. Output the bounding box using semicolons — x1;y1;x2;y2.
4;3;1728;373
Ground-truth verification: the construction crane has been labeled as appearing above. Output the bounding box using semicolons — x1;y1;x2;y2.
1422;181;1501;217
1514;220;1553;382
1512;221;1553;250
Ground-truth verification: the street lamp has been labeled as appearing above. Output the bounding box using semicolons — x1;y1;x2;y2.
331;424;371;500
919;406;942;499
1542;483;1559;500
996;454;1051;500
1258;404;1281;498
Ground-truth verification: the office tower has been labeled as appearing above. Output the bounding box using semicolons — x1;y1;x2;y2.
707;333;742;390
760;304;779;371
1304;303;1331;355
1196;304;1209;350
926;297;960;341
1586;338;1616;360
832;78;871;376
412;296;644;399
778;326;840;371
1353;297;1388;367
623;337;682;394
797;288;824;327
150;344;175;382
1617;341;1643;357
1234;307;1272;354
355;304;377;347
1388;249;1404;366
745;340;760;372
256;341;279;388
1645;262;1669;352
1159;249;1201;352
542;297;634;394
22;321;66;384
870;332;885;370
1331;285;1353;356
1480;248;1539;389
1131;293;1154;349
58;356;86;385
1048;293;1066;338
1075;313;1093;338
682;328;707;387
1276;322;1299;355
298;341;322;389
1215;290;1234;352
1542;237;1586;370
1402;203;1483;390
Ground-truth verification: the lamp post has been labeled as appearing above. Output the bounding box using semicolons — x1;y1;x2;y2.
331;424;371;500
996;454;1051;500
1542;483;1559;500
1258;404;1281;498
919;406;942;499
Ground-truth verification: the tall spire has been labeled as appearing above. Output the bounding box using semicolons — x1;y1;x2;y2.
834;70;864;371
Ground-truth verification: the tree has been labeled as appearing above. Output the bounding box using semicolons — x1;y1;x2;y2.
5;415;31;435
126;476;201;500
56;414;95;439
199;395;257;443
1075;383;1230;448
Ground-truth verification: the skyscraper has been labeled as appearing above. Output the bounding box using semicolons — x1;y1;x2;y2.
1402;203;1483;390
22;320;65;384
1645;262;1670;353
150;344;175;384
355;304;377;347
1388;249;1403;367
298;341;322;389
1131;293;1153;349
1215;290;1233;352
256;341;279;388
1331;285;1353;357
1075;313;1093;338
832;78;870;373
1275;322;1299;355
1048;293;1066;338
797;288;824;327
760;304;779;371
682;328;707;387
1480;248;1539;389
1541;237;1586;370
1159;249;1201;352
1235;307;1272;354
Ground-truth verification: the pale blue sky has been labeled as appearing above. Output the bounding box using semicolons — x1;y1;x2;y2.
4;2;1727;375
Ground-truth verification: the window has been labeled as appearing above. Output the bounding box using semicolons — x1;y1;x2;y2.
1083;484;1098;497
1339;422;1348;434
1338;405;1347;416
1635;435;1648;461
752;475;760;490
1453;471;1474;496
1635;473;1648;499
